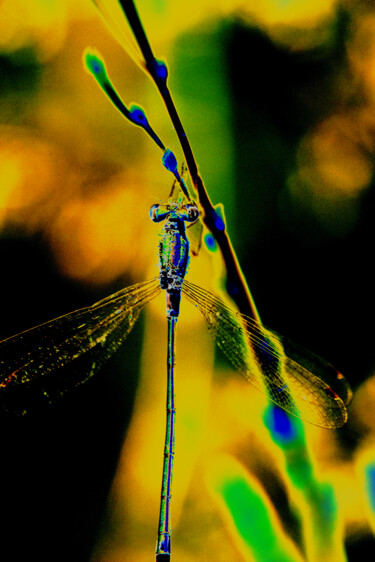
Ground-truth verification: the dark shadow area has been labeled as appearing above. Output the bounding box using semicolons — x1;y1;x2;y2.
0;233;140;561
228;17;374;390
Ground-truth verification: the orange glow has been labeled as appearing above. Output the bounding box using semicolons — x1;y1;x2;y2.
0;126;71;230
286;111;374;235
309;116;373;195
293;114;373;200
50;173;152;283
348;13;375;103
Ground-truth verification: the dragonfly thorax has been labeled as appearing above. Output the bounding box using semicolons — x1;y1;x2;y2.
150;202;199;318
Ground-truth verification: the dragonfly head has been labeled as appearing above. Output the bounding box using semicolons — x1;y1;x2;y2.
150;202;199;224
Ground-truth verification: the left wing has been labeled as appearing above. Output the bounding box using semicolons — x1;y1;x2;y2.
0;278;161;414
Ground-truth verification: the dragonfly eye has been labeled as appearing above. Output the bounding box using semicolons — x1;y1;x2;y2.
150;204;171;223
185;204;199;223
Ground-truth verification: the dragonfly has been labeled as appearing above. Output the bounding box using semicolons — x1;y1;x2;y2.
0;183;351;559
0;4;352;559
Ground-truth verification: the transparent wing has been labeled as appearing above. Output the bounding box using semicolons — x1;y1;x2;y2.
0;278;162;415
187;219;203;257
182;279;352;429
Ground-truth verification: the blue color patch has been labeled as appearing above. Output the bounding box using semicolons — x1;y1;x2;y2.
226;279;240;296
266;405;297;444
213;208;225;231
204;233;217;251
84;51;105;77
129;105;148;126
154;59;168;81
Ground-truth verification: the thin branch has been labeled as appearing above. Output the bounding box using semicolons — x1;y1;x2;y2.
116;0;260;322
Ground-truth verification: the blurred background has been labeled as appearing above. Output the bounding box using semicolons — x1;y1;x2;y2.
0;0;375;560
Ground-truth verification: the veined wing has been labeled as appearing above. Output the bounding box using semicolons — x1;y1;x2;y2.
0;278;161;415
187;219;203;257
182;279;352;429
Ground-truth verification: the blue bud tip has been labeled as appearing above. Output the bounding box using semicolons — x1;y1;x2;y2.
129;104;148;126
83;49;105;77
154;59;168;81
213;209;225;231
162;149;178;174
